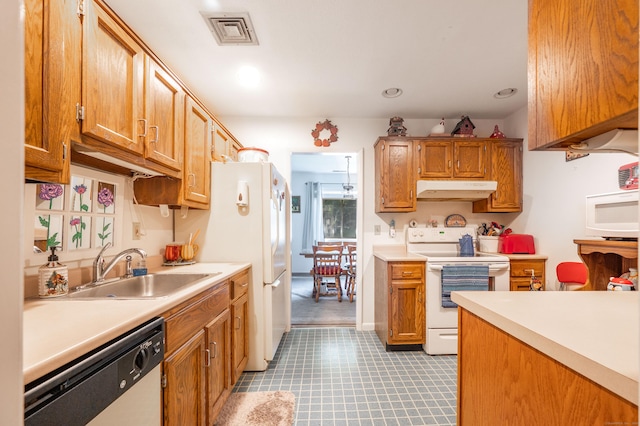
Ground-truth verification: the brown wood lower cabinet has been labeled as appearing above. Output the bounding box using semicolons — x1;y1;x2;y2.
374;258;425;350
458;308;638;425
508;257;546;291
230;270;249;384
161;267;250;425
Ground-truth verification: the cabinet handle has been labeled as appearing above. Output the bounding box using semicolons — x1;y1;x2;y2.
205;348;211;367
402;271;414;276
235;316;241;330
410;190;413;199
457;160;460;169
138;119;147;138
448;160;452;169
149;125;159;144
62;142;67;160
211;341;217;359
188;173;196;188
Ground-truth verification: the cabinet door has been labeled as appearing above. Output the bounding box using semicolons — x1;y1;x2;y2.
184;97;211;206
229;140;242;162
416;141;451;178
528;0;638;149
82;0;145;154
231;293;249;384
389;280;424;345
453;141;486;179
206;310;231;424
375;139;415;212
210;121;230;162
163;330;206;426
145;58;184;171
24;0;80;183
490;141;522;211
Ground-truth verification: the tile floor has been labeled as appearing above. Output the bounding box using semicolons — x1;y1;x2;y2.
233;327;457;425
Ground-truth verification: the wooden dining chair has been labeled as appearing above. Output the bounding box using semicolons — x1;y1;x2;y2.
312;244;344;302
344;244;357;303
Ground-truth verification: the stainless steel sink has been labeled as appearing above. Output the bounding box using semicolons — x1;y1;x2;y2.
66;273;220;299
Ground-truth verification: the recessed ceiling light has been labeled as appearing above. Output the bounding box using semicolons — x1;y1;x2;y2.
494;88;518;99
382;88;403;98
237;66;261;88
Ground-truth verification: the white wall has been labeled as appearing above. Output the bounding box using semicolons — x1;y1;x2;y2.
2;0;25;422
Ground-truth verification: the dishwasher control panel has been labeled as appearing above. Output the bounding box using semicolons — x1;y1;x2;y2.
117;327;164;393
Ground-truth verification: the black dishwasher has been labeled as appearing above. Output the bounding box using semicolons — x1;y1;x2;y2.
24;317;165;426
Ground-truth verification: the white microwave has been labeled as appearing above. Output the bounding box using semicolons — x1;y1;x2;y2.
585;190;638;239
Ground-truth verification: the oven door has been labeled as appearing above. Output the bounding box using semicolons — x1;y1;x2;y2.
425;261;510;354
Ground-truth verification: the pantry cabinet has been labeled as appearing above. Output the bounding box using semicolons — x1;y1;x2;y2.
528;0;638;150
416;139;487;180
162;281;231;426
375;259;425;349
473;139;523;213
374;138;416;213
24;0;80;184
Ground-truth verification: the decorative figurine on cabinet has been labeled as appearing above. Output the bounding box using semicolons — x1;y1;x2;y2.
387;116;407;136
451;115;475;137
429;118;446;136
490;125;506;139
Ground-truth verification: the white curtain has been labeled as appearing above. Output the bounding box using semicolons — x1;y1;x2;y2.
301;182;323;253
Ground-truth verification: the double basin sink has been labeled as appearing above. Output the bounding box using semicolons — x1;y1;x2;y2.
64;273;220;300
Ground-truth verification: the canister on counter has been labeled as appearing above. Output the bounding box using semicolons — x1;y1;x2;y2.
38;246;69;298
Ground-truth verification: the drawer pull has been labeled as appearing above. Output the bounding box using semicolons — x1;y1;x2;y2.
402;271;414;276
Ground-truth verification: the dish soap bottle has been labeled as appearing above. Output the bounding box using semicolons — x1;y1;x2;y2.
38;246;69;298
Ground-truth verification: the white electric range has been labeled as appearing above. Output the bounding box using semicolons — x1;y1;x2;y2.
407;226;510;355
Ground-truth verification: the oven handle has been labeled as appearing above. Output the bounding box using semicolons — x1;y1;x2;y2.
428;264;509;272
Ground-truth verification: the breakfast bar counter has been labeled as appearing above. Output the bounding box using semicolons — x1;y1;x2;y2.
23;262;250;384
452;291;638;424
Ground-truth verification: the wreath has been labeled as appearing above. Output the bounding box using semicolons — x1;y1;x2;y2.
311;119;338;147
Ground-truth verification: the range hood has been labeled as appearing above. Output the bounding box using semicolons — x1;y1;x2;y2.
416;180;497;201
569;129;638;154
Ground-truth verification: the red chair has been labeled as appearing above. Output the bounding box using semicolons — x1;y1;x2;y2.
556;262;589;291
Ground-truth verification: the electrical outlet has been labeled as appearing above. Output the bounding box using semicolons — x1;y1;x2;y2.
132;222;141;240
374;225;381;235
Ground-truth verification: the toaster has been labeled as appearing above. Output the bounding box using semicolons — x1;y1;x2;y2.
498;234;536;254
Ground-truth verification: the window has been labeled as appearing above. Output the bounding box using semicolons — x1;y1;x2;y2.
322;199;356;239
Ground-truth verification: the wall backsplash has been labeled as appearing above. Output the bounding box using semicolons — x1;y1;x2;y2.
23;165;175;298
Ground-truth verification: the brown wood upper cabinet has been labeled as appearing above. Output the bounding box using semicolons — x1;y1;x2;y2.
472;139;523;213
528;0;638;150
78;0;183;177
24;0;81;184
375;138;416;213
416;139;487;180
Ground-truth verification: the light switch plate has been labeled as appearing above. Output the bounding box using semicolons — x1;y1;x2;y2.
374;225;381;235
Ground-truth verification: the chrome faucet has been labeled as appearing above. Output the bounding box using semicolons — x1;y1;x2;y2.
92;242;147;284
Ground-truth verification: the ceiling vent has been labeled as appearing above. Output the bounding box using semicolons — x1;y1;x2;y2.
201;12;259;46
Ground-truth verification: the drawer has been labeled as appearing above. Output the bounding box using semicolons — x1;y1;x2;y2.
164;283;229;354
230;269;249;300
510;277;540;291
390;262;424;280
510;260;544;277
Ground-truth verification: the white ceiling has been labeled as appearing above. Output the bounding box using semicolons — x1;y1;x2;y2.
103;0;529;120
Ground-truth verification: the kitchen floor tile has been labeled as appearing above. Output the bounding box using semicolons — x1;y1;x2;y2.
232;328;457;425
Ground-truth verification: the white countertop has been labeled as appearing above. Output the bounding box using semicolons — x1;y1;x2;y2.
23;262;250;384
451;291;639;405
373;244;426;262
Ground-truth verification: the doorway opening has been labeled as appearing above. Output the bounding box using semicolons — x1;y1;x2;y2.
290;152;359;327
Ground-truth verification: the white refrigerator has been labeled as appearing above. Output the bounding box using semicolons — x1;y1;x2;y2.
176;161;291;371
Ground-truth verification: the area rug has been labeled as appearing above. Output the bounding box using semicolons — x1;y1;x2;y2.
216;391;295;426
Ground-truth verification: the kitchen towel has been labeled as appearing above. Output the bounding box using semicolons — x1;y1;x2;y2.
441;265;489;308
